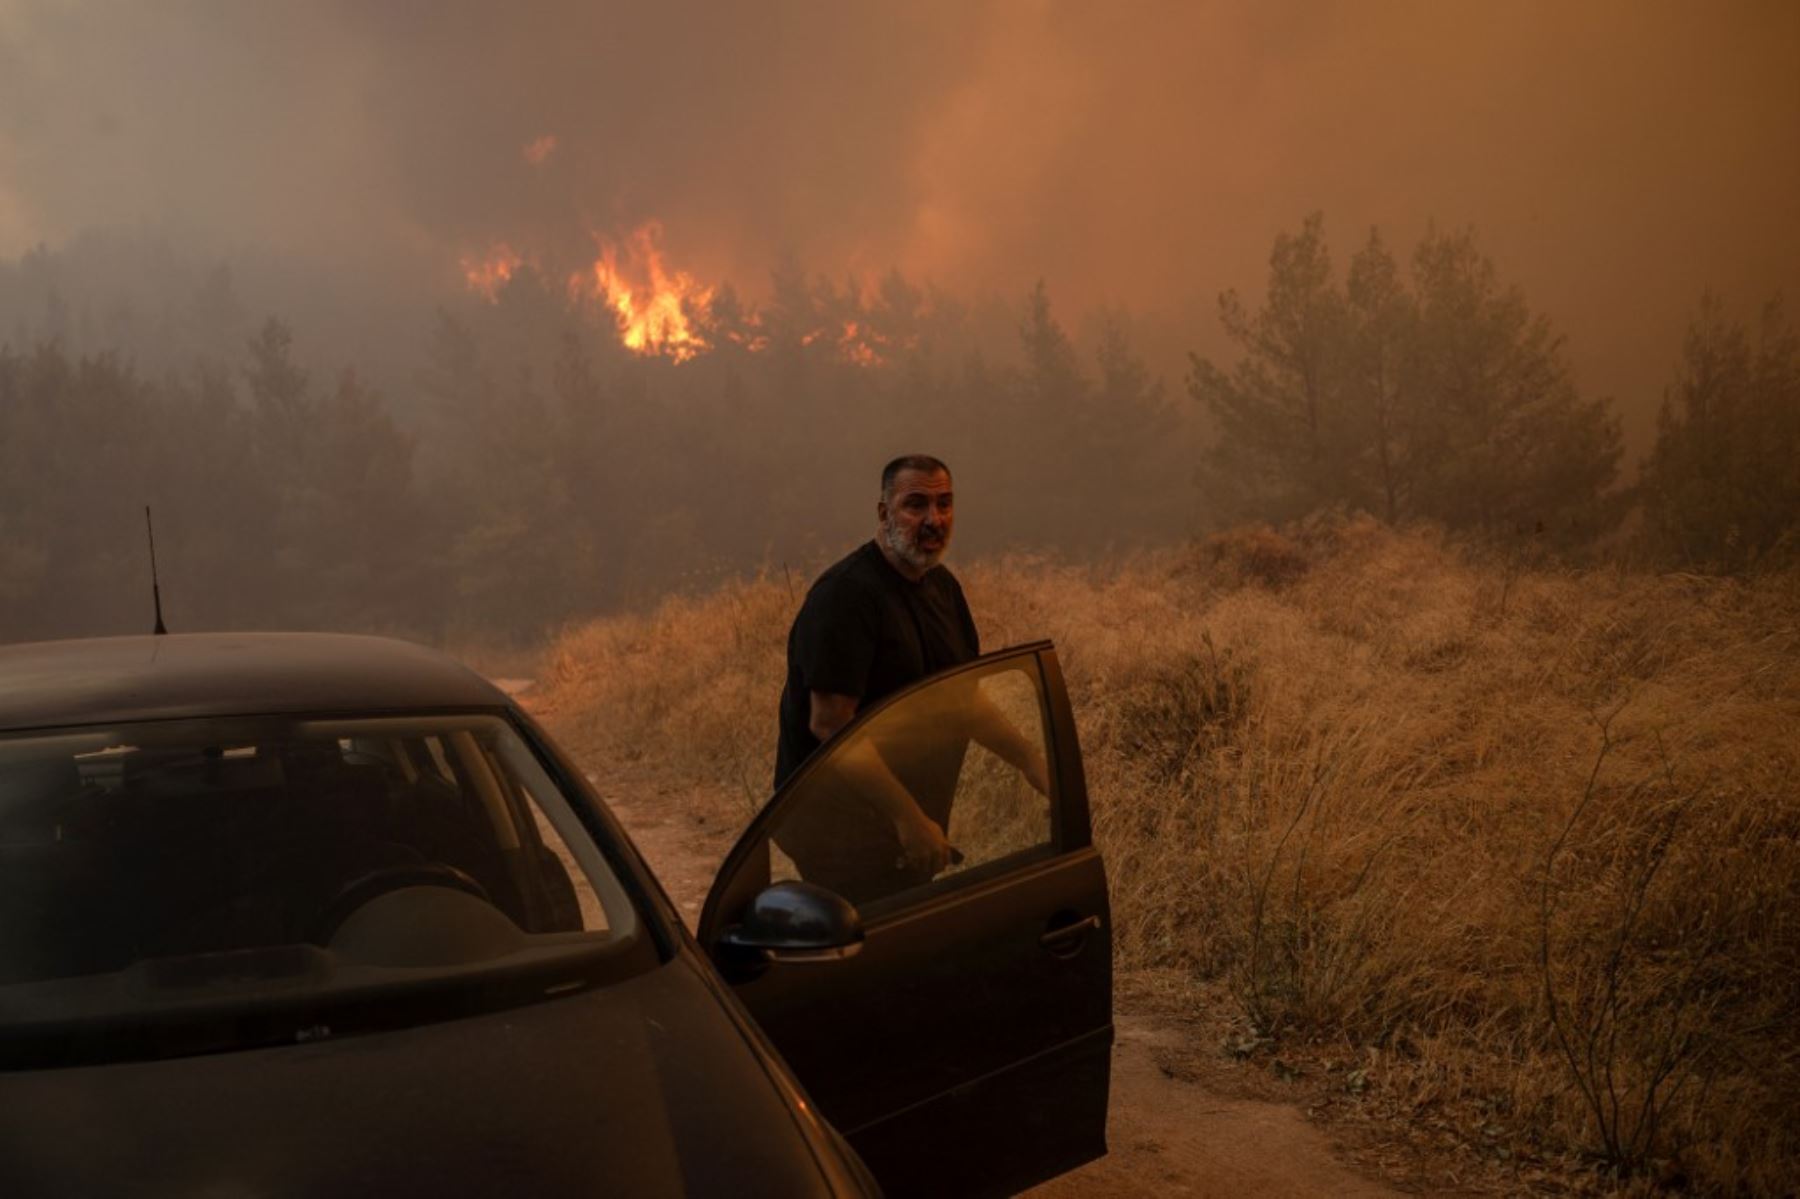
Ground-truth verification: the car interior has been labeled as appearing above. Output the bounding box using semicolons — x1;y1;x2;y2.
0;719;594;988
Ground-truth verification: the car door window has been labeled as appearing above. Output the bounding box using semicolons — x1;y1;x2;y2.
763;654;1057;912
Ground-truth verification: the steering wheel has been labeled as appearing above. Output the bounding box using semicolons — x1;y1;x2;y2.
312;863;492;945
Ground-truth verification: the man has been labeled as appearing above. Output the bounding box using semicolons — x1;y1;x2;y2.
773;455;1046;903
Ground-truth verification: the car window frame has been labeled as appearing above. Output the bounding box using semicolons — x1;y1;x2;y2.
503;706;685;962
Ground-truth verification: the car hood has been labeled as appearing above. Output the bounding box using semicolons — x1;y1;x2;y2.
0;952;841;1198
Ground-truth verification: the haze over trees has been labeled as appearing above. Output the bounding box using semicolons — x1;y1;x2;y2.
0;220;1792;644
1190;215;1624;542
1640;295;1800;570
0;240;1188;642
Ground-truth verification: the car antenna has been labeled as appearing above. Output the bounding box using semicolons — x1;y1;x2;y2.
144;505;169;635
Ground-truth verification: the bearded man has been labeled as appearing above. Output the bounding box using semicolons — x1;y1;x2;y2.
772;454;994;902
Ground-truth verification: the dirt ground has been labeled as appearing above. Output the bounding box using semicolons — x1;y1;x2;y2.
1025;1006;1399;1198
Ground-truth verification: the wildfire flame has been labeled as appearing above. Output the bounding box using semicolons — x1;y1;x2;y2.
460;243;525;302
458;223;904;367
838;320;885;367
570;223;714;363
522;134;558;167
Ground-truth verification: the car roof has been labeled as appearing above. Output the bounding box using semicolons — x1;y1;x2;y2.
0;633;509;732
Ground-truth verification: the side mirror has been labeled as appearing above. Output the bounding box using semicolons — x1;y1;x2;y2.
717;880;864;965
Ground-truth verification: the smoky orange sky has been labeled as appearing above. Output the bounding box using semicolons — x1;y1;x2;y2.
2;0;1796;451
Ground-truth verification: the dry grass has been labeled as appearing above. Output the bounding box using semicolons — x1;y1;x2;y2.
538;575;796;820
535;516;1800;1195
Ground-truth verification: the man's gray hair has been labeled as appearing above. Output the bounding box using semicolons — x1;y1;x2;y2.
880;454;951;502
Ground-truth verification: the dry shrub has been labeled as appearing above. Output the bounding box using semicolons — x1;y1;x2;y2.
1537;735;1799;1188
1110;635;1252;782
536;525;1800;1193
538;574;794;818
1198;522;1311;589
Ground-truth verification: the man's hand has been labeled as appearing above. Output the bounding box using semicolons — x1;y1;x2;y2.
831;728;955;876
895;812;953;875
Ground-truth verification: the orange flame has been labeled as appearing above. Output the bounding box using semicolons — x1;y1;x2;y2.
792;320;894;364
724;329;773;353
460;243;525;302
837;320;886;367
457;226;902;367
522;134;558;167
571;223;714;363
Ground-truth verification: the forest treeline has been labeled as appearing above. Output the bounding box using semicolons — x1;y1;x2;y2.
1;217;1794;643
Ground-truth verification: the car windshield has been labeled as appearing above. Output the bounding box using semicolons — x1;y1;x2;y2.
0;713;641;1066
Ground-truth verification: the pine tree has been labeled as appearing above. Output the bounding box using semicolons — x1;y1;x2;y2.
1189;213;1351;520
1643;295;1800;569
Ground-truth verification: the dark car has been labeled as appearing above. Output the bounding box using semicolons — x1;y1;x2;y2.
0;633;1111;1197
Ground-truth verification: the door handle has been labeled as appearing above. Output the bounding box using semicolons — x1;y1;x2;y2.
1039;913;1102;954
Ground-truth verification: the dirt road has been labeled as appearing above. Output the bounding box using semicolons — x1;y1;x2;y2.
1027;1011;1395;1198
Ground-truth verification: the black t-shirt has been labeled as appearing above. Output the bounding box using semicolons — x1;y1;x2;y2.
774;539;980;788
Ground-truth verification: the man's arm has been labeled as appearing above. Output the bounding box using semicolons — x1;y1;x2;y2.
965;691;1053;797
809;689;953;873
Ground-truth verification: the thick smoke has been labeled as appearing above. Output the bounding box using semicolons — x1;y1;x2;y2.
1;0;1797;441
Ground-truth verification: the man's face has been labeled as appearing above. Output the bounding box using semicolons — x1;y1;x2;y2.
879;468;955;573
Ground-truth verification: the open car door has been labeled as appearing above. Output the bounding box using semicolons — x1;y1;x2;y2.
698;642;1111;1198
